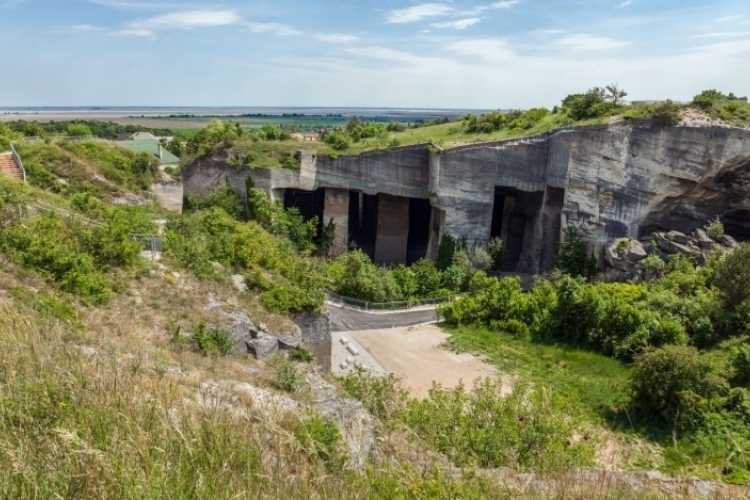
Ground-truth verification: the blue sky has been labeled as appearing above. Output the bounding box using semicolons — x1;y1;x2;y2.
1;0;749;108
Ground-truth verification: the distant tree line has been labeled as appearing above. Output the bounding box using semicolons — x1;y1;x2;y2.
5;120;173;140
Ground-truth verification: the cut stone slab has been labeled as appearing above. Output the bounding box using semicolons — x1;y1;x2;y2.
605;239;648;272
247;335;279;360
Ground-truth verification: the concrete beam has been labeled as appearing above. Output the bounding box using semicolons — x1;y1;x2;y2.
324;188;350;257
374;194;410;265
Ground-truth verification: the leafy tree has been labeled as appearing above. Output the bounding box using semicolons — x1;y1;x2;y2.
562;87;611;120
435;234;457;271
66;123;92;137
553;227;598;278
323;130;350;151
605;83;628;106
345;116;360;132
631;345;728;430
386;121;406;132
713;243;750;309
488;237;508;271
650;100;682;126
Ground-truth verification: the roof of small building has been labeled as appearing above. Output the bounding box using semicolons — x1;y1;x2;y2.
118;139;180;165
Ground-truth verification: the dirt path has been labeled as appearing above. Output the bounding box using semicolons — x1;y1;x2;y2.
333;324;510;399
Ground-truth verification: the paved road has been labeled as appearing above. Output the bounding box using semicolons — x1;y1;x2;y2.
329;305;438;332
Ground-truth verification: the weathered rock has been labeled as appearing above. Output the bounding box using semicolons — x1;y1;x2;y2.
229;319;257;355
721;234;739;249
666;230;689;245
605;239;647;272
259;323;268;333
277;326;302;350
246;335;279;360
655;233;695;257
693;228;715;249
294;311;332;371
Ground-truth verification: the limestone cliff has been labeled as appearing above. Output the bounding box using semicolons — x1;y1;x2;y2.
182;124;750;273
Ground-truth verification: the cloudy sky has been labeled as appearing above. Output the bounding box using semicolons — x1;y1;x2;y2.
1;0;749;108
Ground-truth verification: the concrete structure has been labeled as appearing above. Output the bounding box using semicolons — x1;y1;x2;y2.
182;124;750;272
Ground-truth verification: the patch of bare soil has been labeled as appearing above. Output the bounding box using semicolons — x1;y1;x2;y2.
344;324;510;398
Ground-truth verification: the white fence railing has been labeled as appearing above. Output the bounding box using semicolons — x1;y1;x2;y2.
9;143;26;182
326;290;461;311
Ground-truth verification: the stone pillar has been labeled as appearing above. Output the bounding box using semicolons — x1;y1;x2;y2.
324;188;349;257
426;207;444;261
374;194;410;265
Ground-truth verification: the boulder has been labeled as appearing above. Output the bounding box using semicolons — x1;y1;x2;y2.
693;228;714;249
654;233;694;257
720;234;739;249
605;239;648;272
666;230;689;245
246;335;279;360
278;326;302;351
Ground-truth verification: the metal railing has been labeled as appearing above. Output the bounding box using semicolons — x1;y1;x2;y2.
27;202;105;227
9;142;26;182
326;290;461;311
131;234;163;259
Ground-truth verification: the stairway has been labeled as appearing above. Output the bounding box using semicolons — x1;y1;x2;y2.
0;151;23;180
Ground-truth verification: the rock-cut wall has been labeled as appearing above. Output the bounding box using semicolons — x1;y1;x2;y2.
181;124;750;273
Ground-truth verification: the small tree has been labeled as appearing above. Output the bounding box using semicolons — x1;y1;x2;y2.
650;100;682;126
704;217;724;240
487;237;507;271
435;234;457;271
553;227;598;279
713;243;750;309
605;83;628;106
67;123;92;137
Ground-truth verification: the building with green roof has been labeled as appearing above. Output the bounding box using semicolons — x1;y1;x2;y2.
118;139;180;166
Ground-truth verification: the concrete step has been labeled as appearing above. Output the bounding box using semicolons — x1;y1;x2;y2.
0;152;23;180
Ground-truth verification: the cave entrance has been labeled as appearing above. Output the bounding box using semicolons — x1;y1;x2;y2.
348;191;379;260
283;188;326;236
490;187;526;271
407;198;432;265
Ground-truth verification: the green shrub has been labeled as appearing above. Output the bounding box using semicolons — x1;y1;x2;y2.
435;234;457;271
403;380;596;471
631;345;729;430
323;130;350;150
553;227;598;279
247;188;318;255
714;244;750;309
650;100;682;126
192;322;233;356
289;347;315;363
705;217;724;240
295;411;347;472
641;254;666;275
487;237;507;271
267;354;308;392
184;181;245;221
731;344;750;386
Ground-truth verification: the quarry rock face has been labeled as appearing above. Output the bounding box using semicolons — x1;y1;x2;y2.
183;124;750;273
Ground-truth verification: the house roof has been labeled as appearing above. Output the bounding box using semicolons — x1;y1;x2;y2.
118;139;180;165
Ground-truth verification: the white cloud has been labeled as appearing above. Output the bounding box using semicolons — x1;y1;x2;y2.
447;38;516;62
490;1;521;9
715;15;743;23
87;0;178;9
2;0;27;8
616;1;632;8
691;31;750;39
314;33;358;43
246;22;300;36
55;24;108;34
385;3;453;23
130;10;242;31
557;34;629;50
431;18;481;30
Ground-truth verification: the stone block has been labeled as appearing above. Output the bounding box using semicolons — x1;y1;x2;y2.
721;234;739;249
655;233;694;257
666;230;689;245
278;327;302;351
693;228;715;249
247;335;279;360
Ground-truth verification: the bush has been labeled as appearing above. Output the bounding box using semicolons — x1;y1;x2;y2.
267;354;308;393
562;88;612;120
435;234;457;271
650;100;682;126
631;345;729;430
488;237;507;271
192;322;233;356
641;254;666;275
289;347;315;363
714;244;750;309
184;181;245;221
246;188;318;255
553;227;598;279
323;130;350;151
705;217;724;240
295;411;347;472
731;344;750;386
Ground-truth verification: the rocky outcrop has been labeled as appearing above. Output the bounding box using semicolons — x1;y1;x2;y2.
183;123;750;273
